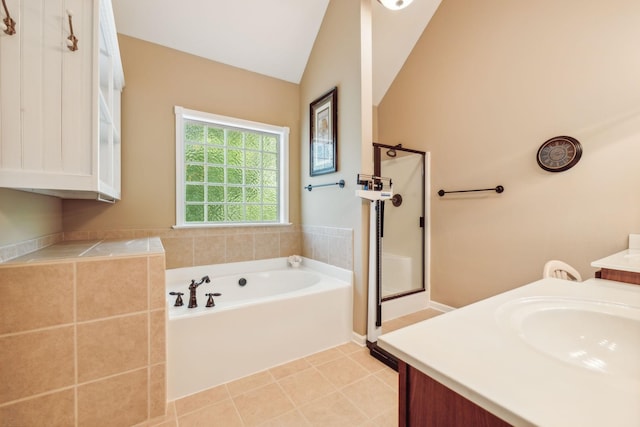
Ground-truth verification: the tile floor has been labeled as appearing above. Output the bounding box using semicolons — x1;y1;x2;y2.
137;309;442;427
381;308;442;334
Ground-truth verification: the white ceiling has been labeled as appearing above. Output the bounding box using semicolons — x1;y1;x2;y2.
111;0;441;106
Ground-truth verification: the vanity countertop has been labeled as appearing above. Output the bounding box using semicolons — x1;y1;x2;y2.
0;237;164;265
591;249;640;273
377;278;640;427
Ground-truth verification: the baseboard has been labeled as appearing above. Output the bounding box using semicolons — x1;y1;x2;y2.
429;300;456;313
351;331;367;346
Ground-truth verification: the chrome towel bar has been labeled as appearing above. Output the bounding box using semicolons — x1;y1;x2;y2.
304;179;345;191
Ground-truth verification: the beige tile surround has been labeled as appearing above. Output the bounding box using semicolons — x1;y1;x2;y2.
1;224;353;271
0;238;166;427
0;232;63;263
62;226;302;270
0;226;354;426
302;225;354;271
62;224;353;271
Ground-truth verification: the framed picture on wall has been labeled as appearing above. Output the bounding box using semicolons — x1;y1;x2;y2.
310;87;338;176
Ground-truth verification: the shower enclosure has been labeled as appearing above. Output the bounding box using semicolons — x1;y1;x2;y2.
374;144;425;301
367;143;428;367
376;144;425;300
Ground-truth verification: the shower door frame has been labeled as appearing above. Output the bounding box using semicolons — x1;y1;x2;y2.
366;143;429;370
373;143;427;302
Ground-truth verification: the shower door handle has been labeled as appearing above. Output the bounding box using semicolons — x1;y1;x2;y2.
379;200;385;238
419;216;424;228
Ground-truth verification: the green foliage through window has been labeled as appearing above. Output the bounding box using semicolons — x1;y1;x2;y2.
182;117;282;224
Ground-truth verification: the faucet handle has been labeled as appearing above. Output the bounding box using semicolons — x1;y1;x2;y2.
205;292;222;308
169;292;184;307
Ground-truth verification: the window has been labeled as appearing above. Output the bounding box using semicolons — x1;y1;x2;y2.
174;106;289;226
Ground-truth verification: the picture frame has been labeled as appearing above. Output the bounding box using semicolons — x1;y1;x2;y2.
310;87;338;176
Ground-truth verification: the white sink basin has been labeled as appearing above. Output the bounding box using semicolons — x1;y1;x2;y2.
496;297;640;377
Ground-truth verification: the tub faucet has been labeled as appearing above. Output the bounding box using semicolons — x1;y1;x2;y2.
188;275;210;308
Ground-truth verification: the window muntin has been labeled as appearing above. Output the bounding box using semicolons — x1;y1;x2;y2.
175;107;289;226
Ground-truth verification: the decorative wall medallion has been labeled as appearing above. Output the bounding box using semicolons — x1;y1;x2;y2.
536;136;582;172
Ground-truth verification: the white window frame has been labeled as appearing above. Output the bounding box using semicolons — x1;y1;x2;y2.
174;106;289;227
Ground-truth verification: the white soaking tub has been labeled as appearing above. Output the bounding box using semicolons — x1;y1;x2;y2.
165;257;353;400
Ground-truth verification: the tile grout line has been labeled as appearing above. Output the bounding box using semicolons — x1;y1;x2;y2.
73;366;149;389
291;362;338;424
339;374;385;423
0;321;76;339
147;255;152;422
73;261;79;427
314;351;395;422
225;382;247;427
0;386;76;410
300;359;379;425
259;363;328;427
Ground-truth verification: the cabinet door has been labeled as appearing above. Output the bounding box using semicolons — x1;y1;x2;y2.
1;0;79;176
0;0;22;169
0;0;21;170
61;0;93;176
20;0;64;172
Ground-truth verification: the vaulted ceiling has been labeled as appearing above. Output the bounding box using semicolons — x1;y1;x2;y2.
111;0;441;105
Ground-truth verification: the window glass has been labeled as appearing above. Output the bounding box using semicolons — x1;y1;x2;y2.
175;107;289;226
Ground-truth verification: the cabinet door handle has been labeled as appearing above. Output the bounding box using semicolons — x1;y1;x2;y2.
1;0;16;35
66;9;78;51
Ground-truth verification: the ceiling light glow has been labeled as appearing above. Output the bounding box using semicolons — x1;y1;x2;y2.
377;0;414;11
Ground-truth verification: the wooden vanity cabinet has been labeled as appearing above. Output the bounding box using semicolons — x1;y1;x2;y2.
597;269;640;285
398;360;512;427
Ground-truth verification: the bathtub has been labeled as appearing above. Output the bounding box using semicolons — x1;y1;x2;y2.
166;257;353;400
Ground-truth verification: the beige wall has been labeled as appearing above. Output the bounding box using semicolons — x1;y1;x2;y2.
377;0;640;307
300;0;373;335
0;189;62;247
62;35;301;231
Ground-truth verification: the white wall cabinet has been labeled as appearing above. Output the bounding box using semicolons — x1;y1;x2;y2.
0;0;124;201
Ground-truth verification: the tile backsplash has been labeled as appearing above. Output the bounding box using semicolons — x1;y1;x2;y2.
302;225;354;271
2;224;354;271
0;232;63;263
64;225;302;270
62;224;353;271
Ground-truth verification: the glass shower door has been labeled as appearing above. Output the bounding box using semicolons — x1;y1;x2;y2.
377;146;425;299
